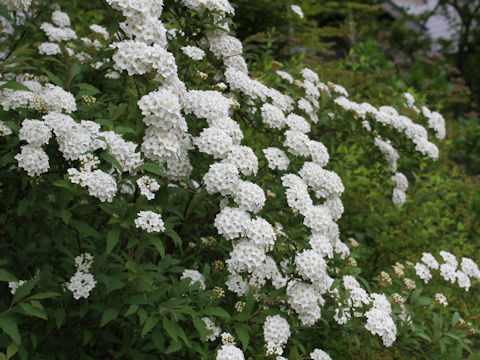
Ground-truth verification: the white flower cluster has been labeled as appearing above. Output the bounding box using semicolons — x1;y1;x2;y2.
286;280;323;326
181;45;206;60
202;317;221;341
8;279;26;295
263;315;291;355
2;0;31;12
90;24;109;40
263;147;290;171
68;168;117;202
38;42;61;55
79;153;100;172
40;9;77;43
15;144;50;176
276;70;294;84
334;275;371;325
364;293;397;347
136;176;160;200
0;80;76;113
334;92;444;207
134;211;165;233
2;0;457;355
111;40;176;78
103;131;143;172
414;262;431;283
66;253;96;300
291;5;304;18
422;106;446;139
391;172;408;207
0;121;12;136
435;293;448;307
106;0;164;17
181;269;206;290
181;0;235;15
417;251;479;292
216;344;244;360
310;349;333;360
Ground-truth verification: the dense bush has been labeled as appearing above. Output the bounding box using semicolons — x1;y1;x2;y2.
0;0;478;359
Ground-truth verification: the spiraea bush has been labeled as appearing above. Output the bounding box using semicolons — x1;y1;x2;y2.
0;0;478;359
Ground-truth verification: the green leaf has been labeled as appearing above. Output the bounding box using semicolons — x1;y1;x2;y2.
42;69;64;87
98;274;124;293
415;297;431;307
53;308;65;329
192;316;211;341
142;315;160;336
70;219;102;239
106;226;121;254
99;151;123;173
124;304;138;317
451;312;460;327
16;198;32;216
6;341;18;359
165;228;182;247
59;209;71;225
0;318;21;344
100;308;119;327
202;307;230;318
70;63;81;80
162;317;178;341
29;292;59;300
165;340;182;354
0;269;17;282
12;276;40;304
234;324;250;351
20;302;47;320
135;162;165;176
149;237;165;258
52;179;73;190
74;83;100;95
0;81;31;92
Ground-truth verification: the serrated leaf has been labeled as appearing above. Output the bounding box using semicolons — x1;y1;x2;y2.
142;315;160;336
0;318;21;344
100;308;118;327
0;81;31;92
0;269;17;282
106;226;121;254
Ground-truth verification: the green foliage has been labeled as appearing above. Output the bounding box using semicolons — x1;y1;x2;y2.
0;0;478;359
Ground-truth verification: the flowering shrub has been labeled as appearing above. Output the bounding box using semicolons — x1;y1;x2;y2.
0;0;478;359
